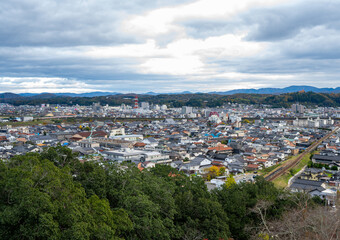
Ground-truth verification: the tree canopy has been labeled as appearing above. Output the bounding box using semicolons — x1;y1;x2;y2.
0;146;326;240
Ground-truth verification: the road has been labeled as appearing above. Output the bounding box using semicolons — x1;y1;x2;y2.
234;173;257;183
264;126;339;182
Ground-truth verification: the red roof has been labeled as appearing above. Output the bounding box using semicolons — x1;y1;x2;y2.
134;142;146;147
76;131;107;138
211;161;224;166
0;136;7;141
247;164;259;169
137;162;144;171
327;146;337;150
208;145;233;151
168;172;178;177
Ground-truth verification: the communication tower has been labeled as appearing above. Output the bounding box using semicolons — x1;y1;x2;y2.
134;96;139;109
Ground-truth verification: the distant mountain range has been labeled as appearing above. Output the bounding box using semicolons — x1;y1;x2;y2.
209;85;340;95
18;92;121;98
0;93;21;99
0;86;339;99
148;86;340;95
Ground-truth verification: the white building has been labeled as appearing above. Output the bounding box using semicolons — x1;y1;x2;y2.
153;104;160;110
291;104;305;113
293;117;334;128
140;151;171;163
103;149;170;163
109;128;125;137
140;102;150;109
104;149;141;162
23;116;34;122
208;114;222;124
182;106;193;114
110;134;143;141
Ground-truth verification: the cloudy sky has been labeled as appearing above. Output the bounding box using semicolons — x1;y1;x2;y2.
1;0;339;93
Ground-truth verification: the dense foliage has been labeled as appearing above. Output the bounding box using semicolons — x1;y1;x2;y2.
1;92;340;107
0;146;325;240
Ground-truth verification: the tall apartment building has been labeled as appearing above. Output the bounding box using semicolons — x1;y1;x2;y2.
182;106;193;114
140;102;150;109
291;104;305;113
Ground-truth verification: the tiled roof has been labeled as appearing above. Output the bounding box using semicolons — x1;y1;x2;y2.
208;145;233;151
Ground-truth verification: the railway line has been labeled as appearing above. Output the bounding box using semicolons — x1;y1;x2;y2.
265;126;339;182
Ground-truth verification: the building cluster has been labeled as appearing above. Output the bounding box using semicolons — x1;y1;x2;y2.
1;102;340;121
289;130;340;205
0;102;339;204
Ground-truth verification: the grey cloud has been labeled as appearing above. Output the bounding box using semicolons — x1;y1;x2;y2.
178;1;340;42
0;0;196;47
176;16;243;39
0;45;181;89
179;0;340;84
278;27;340;59
245;1;340;42
1;0;340;93
0;1;128;47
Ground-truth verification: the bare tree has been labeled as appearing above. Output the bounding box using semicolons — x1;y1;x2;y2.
182;228;204;240
250;195;339;240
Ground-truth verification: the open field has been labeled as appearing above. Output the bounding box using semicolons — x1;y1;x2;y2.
259;162;283;176
0;120;53;127
263;155;299;178
272;153;312;188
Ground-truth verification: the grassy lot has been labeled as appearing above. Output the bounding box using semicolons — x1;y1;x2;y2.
0;116;188;127
272;153;312;189
0;116;171;127
259;162;283;176
0;120;53;127
262;155;298;178
325;172;333;178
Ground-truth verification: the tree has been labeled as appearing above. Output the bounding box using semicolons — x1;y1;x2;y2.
205;166;220;180
0;155;128;240
225;175;236;189
242;119;250;124
251;198;340;240
331;166;338;171
102;164;178;240
219;167;226;176
1;148;329;240
75;161;108;198
289;169;297;176
40;145;80;169
213;177;283;239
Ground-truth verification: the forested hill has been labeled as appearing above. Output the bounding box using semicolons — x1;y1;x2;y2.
0;91;340;107
0;146;333;240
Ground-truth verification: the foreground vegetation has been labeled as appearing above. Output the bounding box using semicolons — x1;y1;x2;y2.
0;146;336;240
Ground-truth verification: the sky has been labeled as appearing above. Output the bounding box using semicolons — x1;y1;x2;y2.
1;0;340;93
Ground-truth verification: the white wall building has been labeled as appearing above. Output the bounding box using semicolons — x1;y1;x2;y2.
110;134;143;141
291;104;305;113
140;102;150;109
182;106;193;114
110;128;125;137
